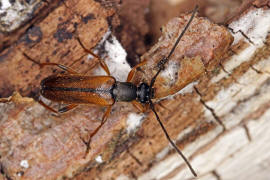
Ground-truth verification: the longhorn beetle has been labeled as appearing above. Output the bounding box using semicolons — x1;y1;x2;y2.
24;6;198;177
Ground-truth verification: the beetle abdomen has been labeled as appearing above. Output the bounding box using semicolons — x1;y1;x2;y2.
40;75;116;106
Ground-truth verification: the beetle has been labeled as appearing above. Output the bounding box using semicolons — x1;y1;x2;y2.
23;6;198;177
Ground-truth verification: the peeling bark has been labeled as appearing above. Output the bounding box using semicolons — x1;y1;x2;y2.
1;0;270;180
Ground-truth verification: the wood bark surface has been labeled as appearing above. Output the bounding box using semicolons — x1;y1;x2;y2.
1;0;270;180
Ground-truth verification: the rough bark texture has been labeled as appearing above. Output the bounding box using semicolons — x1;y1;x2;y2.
1;0;270;180
130;14;233;98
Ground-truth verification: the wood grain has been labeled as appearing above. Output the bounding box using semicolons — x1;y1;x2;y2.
1;0;270;180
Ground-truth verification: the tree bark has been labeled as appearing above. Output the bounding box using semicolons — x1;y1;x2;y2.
1;0;270;180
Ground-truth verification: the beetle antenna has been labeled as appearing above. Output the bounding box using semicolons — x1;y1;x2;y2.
147;6;198;176
149;99;197;177
150;5;198;89
23;52;41;66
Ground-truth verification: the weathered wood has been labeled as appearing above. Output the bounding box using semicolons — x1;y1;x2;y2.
0;0;63;52
75;0;270;179
0;0;116;98
0;0;123;179
1;0;270;179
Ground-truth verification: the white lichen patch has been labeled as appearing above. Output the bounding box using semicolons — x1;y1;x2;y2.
158;81;198;102
207;57;270;128
155;146;170;161
95;155;103;163
212;8;270;83
39;95;52;105
177;81;198;95
104;36;130;81
86;30;111;59
150;123;222;179
92;31;130;82
126;113;144;134
160;60;180;86
205;85;239;117
211;44;257;84
178;124;223;157
1;0;11;9
156;126;193;160
20;160;29;168
116;174;130;180
216;110;270;179
253;55;270;74
16;171;24;177
0;0;40;32
190;127;249;177
139;153;186;180
207;7;270;128
229;8;270;46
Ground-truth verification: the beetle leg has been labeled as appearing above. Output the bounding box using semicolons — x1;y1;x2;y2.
76;37;111;76
90;106;112;136
58;104;78;113
38;100;78;114
84;106;112;156
82;63;97;75
40;63;78;74
131;100;146;113
38;100;58;113
23;52;78;74
126;60;147;82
